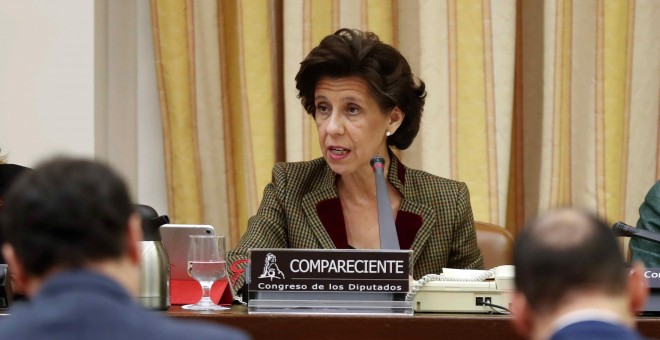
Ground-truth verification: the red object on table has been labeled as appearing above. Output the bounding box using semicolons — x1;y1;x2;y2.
170;280;233;306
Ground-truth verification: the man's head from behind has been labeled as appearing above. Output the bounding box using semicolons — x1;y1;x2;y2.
511;208;648;338
0;158;142;294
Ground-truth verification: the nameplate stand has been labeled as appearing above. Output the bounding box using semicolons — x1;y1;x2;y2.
246;249;413;316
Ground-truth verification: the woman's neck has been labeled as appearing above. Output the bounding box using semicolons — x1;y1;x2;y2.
336;155;391;204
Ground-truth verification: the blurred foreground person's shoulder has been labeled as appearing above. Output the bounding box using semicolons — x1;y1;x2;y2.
0;157;249;340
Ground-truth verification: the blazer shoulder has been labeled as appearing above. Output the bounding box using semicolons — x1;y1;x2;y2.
271;158;331;190
401;168;469;208
273;157;325;173
404;167;467;194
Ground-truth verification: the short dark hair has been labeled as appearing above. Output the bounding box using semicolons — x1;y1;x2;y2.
295;28;426;150
513;209;628;314
0;158;134;276
0;148;6;164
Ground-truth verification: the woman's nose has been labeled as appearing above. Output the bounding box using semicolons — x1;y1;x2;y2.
325;111;344;135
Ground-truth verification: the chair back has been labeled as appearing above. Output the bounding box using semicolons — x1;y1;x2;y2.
474;221;514;269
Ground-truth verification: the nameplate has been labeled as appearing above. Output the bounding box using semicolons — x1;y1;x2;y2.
641;268;660;314
644;268;660;289
249;249;411;293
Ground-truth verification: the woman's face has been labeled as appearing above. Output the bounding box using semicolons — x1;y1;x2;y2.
314;76;403;177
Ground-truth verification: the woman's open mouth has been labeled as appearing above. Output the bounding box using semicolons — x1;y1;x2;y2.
328;146;351;159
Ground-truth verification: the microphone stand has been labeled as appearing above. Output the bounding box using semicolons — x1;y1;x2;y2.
612;221;660;244
371;156;400;249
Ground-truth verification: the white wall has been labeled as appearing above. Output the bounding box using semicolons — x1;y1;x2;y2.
0;0;168;216
0;1;96;162
136;0;168;216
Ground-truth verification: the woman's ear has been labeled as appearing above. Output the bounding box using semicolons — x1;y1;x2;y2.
387;107;405;134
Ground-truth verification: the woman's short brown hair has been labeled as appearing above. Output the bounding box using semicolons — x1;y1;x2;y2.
295;28;426;150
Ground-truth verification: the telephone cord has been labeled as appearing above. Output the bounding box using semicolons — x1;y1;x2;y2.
481;301;510;314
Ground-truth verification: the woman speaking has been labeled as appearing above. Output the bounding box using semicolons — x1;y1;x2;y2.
228;28;483;296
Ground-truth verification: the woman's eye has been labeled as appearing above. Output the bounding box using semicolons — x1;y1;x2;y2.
347;106;360;115
316;104;330;114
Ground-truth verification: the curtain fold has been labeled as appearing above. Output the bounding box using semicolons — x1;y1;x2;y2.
151;0;280;247
151;0;660;246
396;0;516;231
151;0;204;225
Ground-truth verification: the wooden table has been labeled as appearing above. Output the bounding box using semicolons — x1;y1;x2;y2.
167;305;660;339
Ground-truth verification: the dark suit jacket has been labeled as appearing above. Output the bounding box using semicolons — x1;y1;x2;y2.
0;270;248;340
551;320;646;340
228;154;483;294
0;163;30;207
630;180;660;267
0;163;31;263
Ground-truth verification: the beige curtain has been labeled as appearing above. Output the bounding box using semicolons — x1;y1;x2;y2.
151;0;282;247
151;0;660;247
518;0;660;230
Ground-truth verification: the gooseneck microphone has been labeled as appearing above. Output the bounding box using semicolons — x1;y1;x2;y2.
612;221;660;244
371;156;400;249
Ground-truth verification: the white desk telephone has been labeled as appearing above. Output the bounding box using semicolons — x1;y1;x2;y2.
408;265;515;314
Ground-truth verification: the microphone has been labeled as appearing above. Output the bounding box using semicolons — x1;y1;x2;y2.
612;221;660;244
370;156;400;249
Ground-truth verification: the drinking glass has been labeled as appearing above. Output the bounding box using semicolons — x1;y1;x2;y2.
182;235;229;311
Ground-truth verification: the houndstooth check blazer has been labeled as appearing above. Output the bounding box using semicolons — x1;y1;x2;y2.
227;153;484;294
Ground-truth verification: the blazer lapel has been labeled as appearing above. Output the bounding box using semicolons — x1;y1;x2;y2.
300;153;436;258
302;165;341;249
398;200;437;265
388;154;436;264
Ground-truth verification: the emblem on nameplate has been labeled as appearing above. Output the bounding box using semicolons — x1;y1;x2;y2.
258;253;285;281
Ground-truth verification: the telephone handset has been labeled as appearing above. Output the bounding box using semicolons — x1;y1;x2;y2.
409;265;515;314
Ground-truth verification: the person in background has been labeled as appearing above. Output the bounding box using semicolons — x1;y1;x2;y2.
0;148;32;298
0;149;31;263
511;208;649;340
630;181;660;267
228;28;483;297
0;157;248;340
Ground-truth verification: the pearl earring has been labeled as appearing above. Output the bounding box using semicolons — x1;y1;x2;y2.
386;131;391;137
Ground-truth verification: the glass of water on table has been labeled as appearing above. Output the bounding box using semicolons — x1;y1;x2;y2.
182;235;229;311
